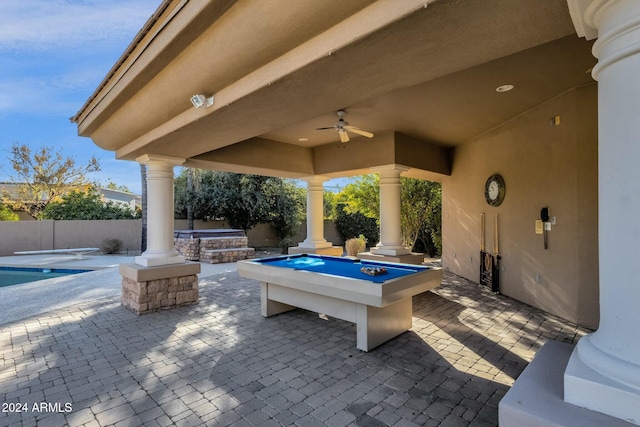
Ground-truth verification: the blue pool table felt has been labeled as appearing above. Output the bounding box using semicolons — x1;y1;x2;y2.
255;254;428;283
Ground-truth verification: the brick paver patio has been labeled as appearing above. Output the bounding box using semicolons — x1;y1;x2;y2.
0;269;589;427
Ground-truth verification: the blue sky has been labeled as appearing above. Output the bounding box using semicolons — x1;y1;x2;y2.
0;0;160;194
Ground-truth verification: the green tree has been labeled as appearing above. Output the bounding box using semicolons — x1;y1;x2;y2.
402;179;441;256
174;169;220;221
175;170;274;231
41;190;138;220
174;169;189;220
323;190;338;220
105;181;132;193
6;143;100;218
337;174;442;256
210;173;270;231
340;174;379;219
185;168;204;230
416;184;441;256
264;178;306;252
175;170;307;249
0;204;19;221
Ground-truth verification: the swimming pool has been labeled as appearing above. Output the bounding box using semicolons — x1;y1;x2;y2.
0;267;92;287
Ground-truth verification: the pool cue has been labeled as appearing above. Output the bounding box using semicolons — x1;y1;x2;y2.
494;213;500;293
494;214;499;255
481;213;485;252
480;213;485;287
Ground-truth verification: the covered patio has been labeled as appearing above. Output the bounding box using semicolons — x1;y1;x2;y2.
0;264;587;427
70;0;640;424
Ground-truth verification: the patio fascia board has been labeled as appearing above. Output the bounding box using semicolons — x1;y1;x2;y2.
182;131;452;180
76;0;231;137
313;132;452;178
186;138;315;177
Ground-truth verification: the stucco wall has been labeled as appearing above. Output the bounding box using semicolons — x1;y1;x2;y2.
175;219;344;248
442;84;599;328
0;219;344;256
0;220;142;256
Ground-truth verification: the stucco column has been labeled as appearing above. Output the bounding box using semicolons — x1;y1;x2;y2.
298;176;332;249
370;165;410;256
564;1;640;422
135;154;185;267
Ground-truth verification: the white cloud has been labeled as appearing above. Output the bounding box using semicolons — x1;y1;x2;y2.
0;80;43;113
0;0;159;51
0;1;159;116
0;90;13;111
0;76;83;115
52;63;112;91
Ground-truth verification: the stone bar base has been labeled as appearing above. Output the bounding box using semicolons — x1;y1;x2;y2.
499;341;634;427
288;246;343;256
119;262;201;315
201;247;255;264
174;238;200;261
201;236;249;251
357;251;424;265
174;236;253;263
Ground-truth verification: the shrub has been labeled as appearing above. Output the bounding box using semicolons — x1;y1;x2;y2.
345;235;367;257
41;190;139;220
0;205;18;221
101;238;122;254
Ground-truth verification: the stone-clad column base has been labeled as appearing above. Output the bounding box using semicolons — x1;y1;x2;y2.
119;262;201;315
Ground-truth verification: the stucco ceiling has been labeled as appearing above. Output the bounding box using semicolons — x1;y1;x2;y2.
262;35;595;148
74;0;597;178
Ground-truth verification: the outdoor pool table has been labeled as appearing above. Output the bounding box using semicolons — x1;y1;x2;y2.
237;254;442;351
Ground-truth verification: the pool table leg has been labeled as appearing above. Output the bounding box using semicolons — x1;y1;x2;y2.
261;282;296;317
356;298;413;351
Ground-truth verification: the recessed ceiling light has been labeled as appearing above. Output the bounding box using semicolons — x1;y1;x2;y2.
298;137;309;142
496;84;514;93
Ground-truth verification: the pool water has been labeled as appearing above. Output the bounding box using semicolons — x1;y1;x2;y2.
0;267;91;287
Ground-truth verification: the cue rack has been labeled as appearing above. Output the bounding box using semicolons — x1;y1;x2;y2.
480;213;500;294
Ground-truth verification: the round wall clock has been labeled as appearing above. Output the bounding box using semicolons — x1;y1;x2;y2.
484;174;506;206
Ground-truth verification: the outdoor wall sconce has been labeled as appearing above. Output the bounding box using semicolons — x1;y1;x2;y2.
190;94;214;108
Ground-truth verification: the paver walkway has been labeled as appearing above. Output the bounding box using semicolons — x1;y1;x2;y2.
0;270;589;427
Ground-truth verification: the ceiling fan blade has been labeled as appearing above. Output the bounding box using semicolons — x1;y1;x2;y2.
316;126;336;131
339;129;350;143
345;126;374;138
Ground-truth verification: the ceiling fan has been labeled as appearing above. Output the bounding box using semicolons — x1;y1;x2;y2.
316;110;374;143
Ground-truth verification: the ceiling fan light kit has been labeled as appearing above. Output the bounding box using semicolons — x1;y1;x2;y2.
316;110;374;142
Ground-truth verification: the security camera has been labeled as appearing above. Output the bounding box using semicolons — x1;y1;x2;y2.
190;94;214;108
190;94;207;108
